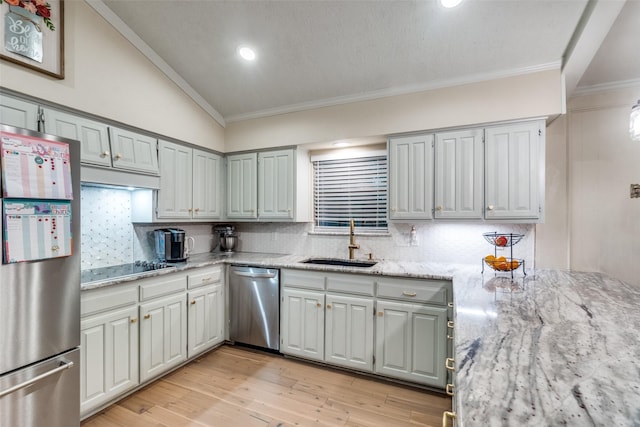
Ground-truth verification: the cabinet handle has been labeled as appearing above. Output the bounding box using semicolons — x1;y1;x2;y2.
487;204;494;211
100;150;110;158
201;277;212;282
191;300;196;305
194;208;200;212
447;334;454;340
447;302;454;308
130;317;137;323
144;314;151;319
188;208;193;212
402;291;417;297
445;383;455;396
442;411;456;427
447;320;454;329
445;357;455;371
377;311;384;317
114;153;123;160
326;304;332;309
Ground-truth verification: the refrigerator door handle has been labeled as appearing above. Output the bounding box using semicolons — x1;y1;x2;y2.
0;360;74;398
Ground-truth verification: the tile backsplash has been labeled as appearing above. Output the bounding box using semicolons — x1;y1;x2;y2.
81;185;535;270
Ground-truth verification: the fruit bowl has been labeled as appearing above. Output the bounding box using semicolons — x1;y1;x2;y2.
483;232;524;247
483;255;523;272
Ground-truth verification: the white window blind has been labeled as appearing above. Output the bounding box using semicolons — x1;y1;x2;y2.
313;155;388;233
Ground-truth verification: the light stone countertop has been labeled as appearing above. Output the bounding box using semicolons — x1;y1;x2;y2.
81;252;640;426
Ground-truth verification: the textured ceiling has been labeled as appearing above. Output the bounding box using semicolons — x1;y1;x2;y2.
99;0;637;124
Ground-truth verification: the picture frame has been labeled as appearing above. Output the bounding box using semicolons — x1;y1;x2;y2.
0;0;64;79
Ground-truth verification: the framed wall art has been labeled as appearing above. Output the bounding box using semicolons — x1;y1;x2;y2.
0;0;64;79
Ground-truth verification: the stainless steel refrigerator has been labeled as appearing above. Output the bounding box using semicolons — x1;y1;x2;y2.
0;124;80;426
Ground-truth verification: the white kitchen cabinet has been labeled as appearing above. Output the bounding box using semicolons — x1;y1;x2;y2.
280;287;325;362
0;94;39;130
43;108;112;168
108;127;159;175
485;120;545;220
434;129;484;219
388;134;434;220
80;305;139;416
139;292;187;383
226;152;258;219
325;293;374;371
375;299;448;387
157;140;223;220
258;149;294;220
187;282;224;358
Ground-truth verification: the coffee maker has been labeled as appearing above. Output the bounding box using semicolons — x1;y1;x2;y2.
155;228;187;262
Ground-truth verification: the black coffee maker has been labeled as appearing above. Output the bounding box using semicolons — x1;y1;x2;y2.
154;228;187;262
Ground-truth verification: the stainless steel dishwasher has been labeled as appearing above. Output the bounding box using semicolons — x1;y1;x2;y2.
229;266;280;351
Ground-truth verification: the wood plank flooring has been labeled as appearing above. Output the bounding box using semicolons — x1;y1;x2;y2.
81;345;451;427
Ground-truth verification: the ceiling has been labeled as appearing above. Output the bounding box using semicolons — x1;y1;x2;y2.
95;0;640;127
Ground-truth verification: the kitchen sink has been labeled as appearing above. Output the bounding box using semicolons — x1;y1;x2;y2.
302;258;377;268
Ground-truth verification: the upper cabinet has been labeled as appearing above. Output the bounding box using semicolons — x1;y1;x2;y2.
434;129;484;219
0;95;39;131
226;148;309;222
388;134;434;220
157;140;222;221
485;120;544;220
108;128;159;175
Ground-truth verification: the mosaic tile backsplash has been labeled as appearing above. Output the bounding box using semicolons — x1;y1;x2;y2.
81;186;535;270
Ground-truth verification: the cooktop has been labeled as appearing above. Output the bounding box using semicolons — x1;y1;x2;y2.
81;261;175;284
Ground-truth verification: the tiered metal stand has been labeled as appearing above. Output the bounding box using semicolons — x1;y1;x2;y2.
481;232;526;279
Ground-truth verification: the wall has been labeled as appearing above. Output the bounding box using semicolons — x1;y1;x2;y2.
224;70;564;151
565;87;640;286
0;1;224;151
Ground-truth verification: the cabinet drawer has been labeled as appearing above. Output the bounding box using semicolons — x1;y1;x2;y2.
81;283;138;317
139;273;187;301
326;273;375;296
376;278;450;305
281;269;325;290
187;266;222;289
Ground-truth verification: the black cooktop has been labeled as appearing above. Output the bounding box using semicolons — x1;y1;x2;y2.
81;261;175;284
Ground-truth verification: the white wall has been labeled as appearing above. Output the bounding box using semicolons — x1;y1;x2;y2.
561;87;640;286
0;1;224;151
225;70;564;151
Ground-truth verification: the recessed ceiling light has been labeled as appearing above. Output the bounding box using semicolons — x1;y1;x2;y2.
238;46;256;61
441;0;462;8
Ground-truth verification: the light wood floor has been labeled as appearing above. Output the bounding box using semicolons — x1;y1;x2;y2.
81;345;451;427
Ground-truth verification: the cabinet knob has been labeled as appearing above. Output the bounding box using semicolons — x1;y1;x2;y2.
326;304;332;309
316;302;322;308
130;317;137;323
114;153;123;160
144;314;151;319
191;300;196;305
194;208;200;212
487;205;494;211
442;411;456;427
436;205;443;211
377;311;384;317
391;207;397;212
100;150;110;158
445;357;456;371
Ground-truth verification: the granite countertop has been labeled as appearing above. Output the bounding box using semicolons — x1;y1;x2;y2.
81;252;640;425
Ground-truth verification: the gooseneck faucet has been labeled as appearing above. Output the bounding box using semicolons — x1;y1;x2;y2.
348;218;360;259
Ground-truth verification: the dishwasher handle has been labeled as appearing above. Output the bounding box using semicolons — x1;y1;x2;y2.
231;270;278;279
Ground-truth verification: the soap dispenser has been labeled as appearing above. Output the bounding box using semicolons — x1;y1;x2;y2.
409;225;418;246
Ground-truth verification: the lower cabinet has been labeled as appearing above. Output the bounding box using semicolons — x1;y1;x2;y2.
139;293;188;383
187;283;225;358
375;300;448;387
80;305;139;416
280;287;325;362
325;293;374;371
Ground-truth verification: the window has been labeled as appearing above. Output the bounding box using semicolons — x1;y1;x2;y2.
313;155;388;233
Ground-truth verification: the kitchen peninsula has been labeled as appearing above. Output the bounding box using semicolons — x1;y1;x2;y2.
82;253;640;426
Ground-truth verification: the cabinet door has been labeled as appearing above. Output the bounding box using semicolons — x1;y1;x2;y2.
80;305;139;416
139;293;187;383
108;127;159;174
485;121;543;219
388;134;434;220
0;95;39;130
280;288;324;362
187;283;224;358
258;149;294;220
325;293;374;371
434;129;484;218
43;109;112;168
375;300;447;388
157;140;193;219
193;149;223;220
226;152;258;219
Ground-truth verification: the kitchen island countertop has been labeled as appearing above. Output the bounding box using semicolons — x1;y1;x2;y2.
81;252;640;425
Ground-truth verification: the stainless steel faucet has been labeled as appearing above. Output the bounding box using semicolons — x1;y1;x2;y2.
348;218;360;259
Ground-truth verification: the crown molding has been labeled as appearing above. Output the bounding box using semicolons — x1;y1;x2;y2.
573;78;640;96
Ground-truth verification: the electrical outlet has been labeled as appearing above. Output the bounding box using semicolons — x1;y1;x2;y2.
631;184;640;199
